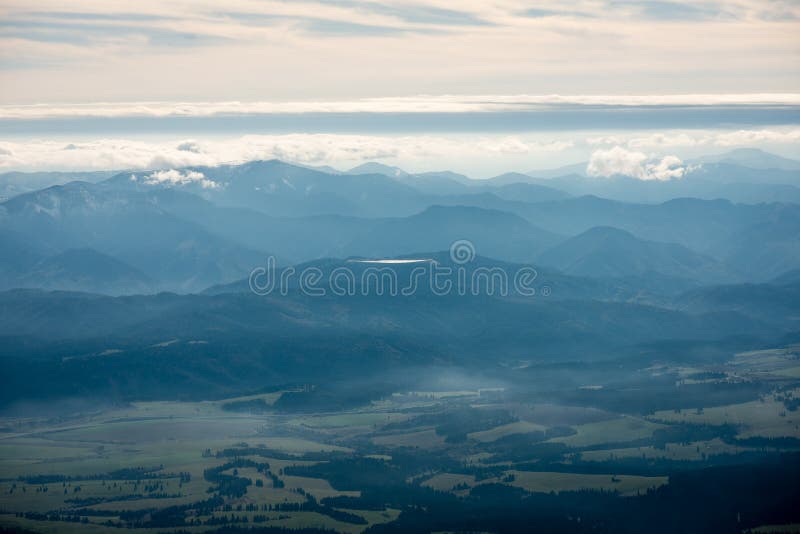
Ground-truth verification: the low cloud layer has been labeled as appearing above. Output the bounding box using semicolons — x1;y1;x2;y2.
135;169;220;189
0;129;796;176
0;134;573;173
2;95;798;120
586;146;690;181
589;129;800;149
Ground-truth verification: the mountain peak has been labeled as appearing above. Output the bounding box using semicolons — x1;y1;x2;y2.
577;225;637;241
695;148;800;171
488;172;535;184
538;225;734;283
348;162;409;178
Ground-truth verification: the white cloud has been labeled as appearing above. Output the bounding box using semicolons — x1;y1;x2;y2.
627;133;699;148
476;137;574;154
586;146;689;181
139;169;220;189
645;155;690;181
585;129;800;149
712;129;800;147
1;95;799;119
1;130;796;177
587;135;625;146
176;140;202;153
0;134;575;173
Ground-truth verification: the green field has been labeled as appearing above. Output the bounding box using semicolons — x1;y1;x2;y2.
2;350;800;534
506;471;667;496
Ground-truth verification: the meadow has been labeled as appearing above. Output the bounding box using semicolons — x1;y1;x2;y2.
1;345;799;533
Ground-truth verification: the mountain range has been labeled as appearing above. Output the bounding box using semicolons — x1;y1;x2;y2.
536;226;737;283
1;150;799;294
1;149;800;406
2;271;796;406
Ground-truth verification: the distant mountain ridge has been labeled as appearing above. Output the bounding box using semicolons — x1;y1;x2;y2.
336;204;562;263
2;150;800;409
348;162;410;178
16;248;153;295
0;181;264;293
517;149;800;203
536;226;737;284
4;148;799;208
2;155;800;294
693;148;800;171
1;277;789;405
0;170;117;201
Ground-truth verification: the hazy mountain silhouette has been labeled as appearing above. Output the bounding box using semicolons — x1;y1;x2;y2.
3;157;800;294
537;226;737;283
15;248;153;295
693;148;800;171
336;205;562;262
0;182;264;292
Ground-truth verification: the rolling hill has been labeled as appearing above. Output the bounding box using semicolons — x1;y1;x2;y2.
15;248;154;295
536;226;737;283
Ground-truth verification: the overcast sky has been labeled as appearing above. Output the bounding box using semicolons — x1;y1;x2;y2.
1;0;798;103
0;1;798;175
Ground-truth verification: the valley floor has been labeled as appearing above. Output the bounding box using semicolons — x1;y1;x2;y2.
1;345;800;533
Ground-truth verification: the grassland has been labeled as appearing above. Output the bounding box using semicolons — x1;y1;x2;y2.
468;420;546;442
579;438;749;462
505;471;667;496
650;389;800;439
549;416;665;448
2;346;800;533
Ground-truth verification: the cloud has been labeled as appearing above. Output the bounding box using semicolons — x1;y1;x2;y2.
137;169;220;189
644;154;690;180
0;134;574;173
587;135;626;146
616;1;731;21
1;2;799;104
626;133;699;148
586;146;689;180
712;129;800;147
1;130;795;176
586;129;800;149
477;137;574;154
176;140;202;153
1;94;799;120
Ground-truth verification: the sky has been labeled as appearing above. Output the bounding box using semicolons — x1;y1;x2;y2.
1;0;799;176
